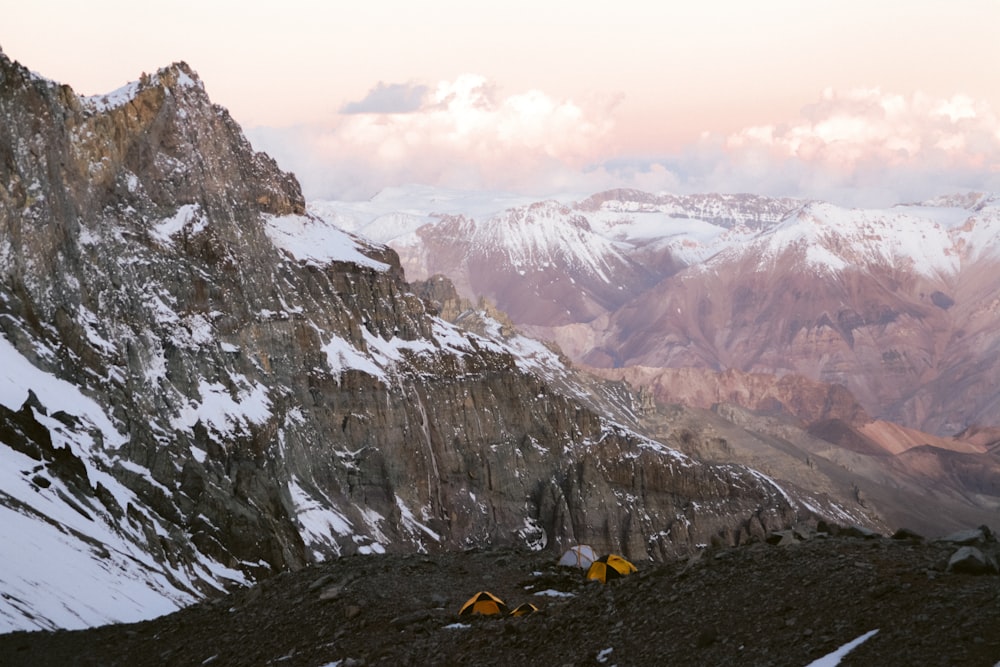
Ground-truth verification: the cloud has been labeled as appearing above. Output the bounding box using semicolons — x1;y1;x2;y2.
339;81;429;114
249;74;621;200
598;88;1000;207
250;84;1000;206
726;88;1000;173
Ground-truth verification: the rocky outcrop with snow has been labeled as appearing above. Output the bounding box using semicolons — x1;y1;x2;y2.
0;53;807;632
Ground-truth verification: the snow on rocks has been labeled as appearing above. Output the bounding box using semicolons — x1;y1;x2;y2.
0;337;247;632
264;213;389;271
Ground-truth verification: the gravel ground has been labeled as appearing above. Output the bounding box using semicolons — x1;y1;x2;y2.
2;528;999;666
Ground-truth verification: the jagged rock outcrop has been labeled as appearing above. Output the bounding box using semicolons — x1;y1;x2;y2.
0;53;804;631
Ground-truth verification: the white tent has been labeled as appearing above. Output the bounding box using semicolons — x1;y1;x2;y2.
558;544;598;569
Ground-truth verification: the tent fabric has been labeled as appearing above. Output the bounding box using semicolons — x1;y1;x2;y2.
509;603;539;617
558;545;598;569
586;554;637;583
459;591;507;616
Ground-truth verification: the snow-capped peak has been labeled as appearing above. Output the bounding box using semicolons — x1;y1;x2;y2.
469;200;629;282
738;201;966;277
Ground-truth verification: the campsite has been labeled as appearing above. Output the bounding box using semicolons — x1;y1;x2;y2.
2;528;999;666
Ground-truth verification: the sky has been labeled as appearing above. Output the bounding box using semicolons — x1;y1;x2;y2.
5;0;1000;205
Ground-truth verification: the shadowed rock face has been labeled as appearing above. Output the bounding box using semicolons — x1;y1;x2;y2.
0;52;806;630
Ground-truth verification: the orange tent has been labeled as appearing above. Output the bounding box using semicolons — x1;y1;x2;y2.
586;554;637;583
509;602;539;617
459;591;507;616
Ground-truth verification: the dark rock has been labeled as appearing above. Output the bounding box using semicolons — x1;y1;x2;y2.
308;574;337;592
318;586;343;601
766;530;800;546
940;528;988;545
839;525;880;539
390;610;432;628
947;547;998;575
891;528;925;542
696;627;718;648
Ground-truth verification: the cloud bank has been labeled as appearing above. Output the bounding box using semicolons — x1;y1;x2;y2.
606;88;1000;207
250;75;620;200
339;82;429;114
248;81;1000;206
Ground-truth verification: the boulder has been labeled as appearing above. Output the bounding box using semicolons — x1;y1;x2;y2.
947;547;998;575
890;528;924;542
838;525;880;539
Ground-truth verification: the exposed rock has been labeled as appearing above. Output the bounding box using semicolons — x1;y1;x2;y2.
765;530;800;546
890;528;925;542
947;546;998;575
838;525;881;540
939;526;994;546
0;53;802;630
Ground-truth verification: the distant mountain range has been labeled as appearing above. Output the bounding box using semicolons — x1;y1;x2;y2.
317;187;1000;437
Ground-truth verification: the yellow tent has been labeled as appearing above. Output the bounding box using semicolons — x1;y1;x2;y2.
586;554;637;583
459;591;507;616
509;602;539;617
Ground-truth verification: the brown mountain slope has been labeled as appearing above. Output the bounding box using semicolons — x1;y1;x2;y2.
592;364;1000;537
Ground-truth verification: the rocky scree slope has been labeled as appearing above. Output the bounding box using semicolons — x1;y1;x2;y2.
0;53;804;631
2;524;998;667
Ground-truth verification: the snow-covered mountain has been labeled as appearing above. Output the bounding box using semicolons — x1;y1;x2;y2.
313;187;1000;436
1;53;826;633
598;196;1000;434
4;49;997;637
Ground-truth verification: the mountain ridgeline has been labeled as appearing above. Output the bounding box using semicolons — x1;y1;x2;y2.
0;54;820;631
328;186;1000;438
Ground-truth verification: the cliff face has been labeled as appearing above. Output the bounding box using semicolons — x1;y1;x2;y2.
0;54;804;631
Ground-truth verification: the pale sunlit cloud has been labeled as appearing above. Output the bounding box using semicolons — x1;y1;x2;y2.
726;88;1000;173
596;88;1000;207
248;75;621;200
251;82;1000;207
340;82;429;114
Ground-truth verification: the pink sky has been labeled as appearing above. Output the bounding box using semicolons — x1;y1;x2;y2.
5;1;1000;204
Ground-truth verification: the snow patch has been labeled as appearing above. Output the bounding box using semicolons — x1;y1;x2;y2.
151;204;207;245
0;335;124;448
323;333;386;381
805;629;879;666
171;379;272;435
83;80;142;112
264;213;389;271
0;336;250;632
534;589;576;598
288;477;354;559
395;495;441;543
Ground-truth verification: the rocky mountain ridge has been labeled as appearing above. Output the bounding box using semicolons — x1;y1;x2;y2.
319;185;1000;437
0;53;824;632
